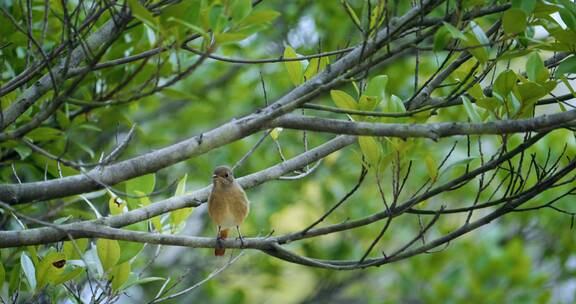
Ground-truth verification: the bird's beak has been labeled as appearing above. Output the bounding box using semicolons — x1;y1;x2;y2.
212;175;218;179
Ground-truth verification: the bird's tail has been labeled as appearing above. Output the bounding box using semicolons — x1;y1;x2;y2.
215;228;229;256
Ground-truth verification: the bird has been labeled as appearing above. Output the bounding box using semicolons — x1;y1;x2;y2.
207;166;250;256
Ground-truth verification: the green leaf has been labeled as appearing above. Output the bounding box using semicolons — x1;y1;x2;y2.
442;22;467;40
463;22;489;63
515;82;548;117
170;174;193;231
117;241;144;264
111;262;131;292
558;0;576;31
439;157;478;179
231;0;252;22
27;246;39;266
160;1;200;26
237;10;280;28
526;52;549;83
138;191;162;232
493;70;517;96
467;83;484;100
25;127;62;142
560;75;576;100
97;239;120;272
52;267;83;285
534;2;559;17
462;96;482;123
121;276;165;290
127;0;157;30
502;8;527;35
9;264;20;294
424;154;438;182
125;173;155;209
56;111;70;128
76;124;102;132
476;97;500;112
342;0;362;29
209;4;225;33
358;136;382;167
358;95;379;112
284;46;303;86
161;88;198;101
469;21;490;46
167;17;209;39
21;252;36;291
0;261;5;291
507;92;522;116
512;0;536;14
304;56;329;80
14;144;32;160
36;251;66;289
555;56;576;77
330;90;357;110
74;141;95;158
62;239;88;260
214;33;249;45
365;75;388;102
433;26;450;52
388;95;407;113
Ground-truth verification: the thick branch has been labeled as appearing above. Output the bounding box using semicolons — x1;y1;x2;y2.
271;111;576;140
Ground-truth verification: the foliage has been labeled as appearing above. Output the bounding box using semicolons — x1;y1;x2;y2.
0;0;575;303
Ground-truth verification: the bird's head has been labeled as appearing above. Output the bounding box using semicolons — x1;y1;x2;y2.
212;166;234;186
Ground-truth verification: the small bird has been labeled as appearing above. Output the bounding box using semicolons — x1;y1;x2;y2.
207;166;249;256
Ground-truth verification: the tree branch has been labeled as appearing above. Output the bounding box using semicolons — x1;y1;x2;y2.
271;111;576;140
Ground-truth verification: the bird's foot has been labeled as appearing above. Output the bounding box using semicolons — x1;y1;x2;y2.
238;235;245;248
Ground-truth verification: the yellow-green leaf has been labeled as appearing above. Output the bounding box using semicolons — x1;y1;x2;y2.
36;252;66;289
342;0;361;29
62;239;88;260
97;239;120;272
25;127;62;142
231;0;252;22
462;96;482;123
284;46;303;86
358;95;379;112
330;90;357;110
365;75;388;101
111;262;131;292
137;191;162;232
237;10;280;28
214;33;248;45
304;56;329;80
494;70;518;96
358;136;382;166
125;173;155;209
127;0;157;30
0;261;4;291
526;52;549;83
424;154;438;182
170;174;193;231
108;194;125;216
52;267;83;286
117;241;144;264
503;8;527;34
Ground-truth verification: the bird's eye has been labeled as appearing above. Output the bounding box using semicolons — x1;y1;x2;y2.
224;173;229;177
